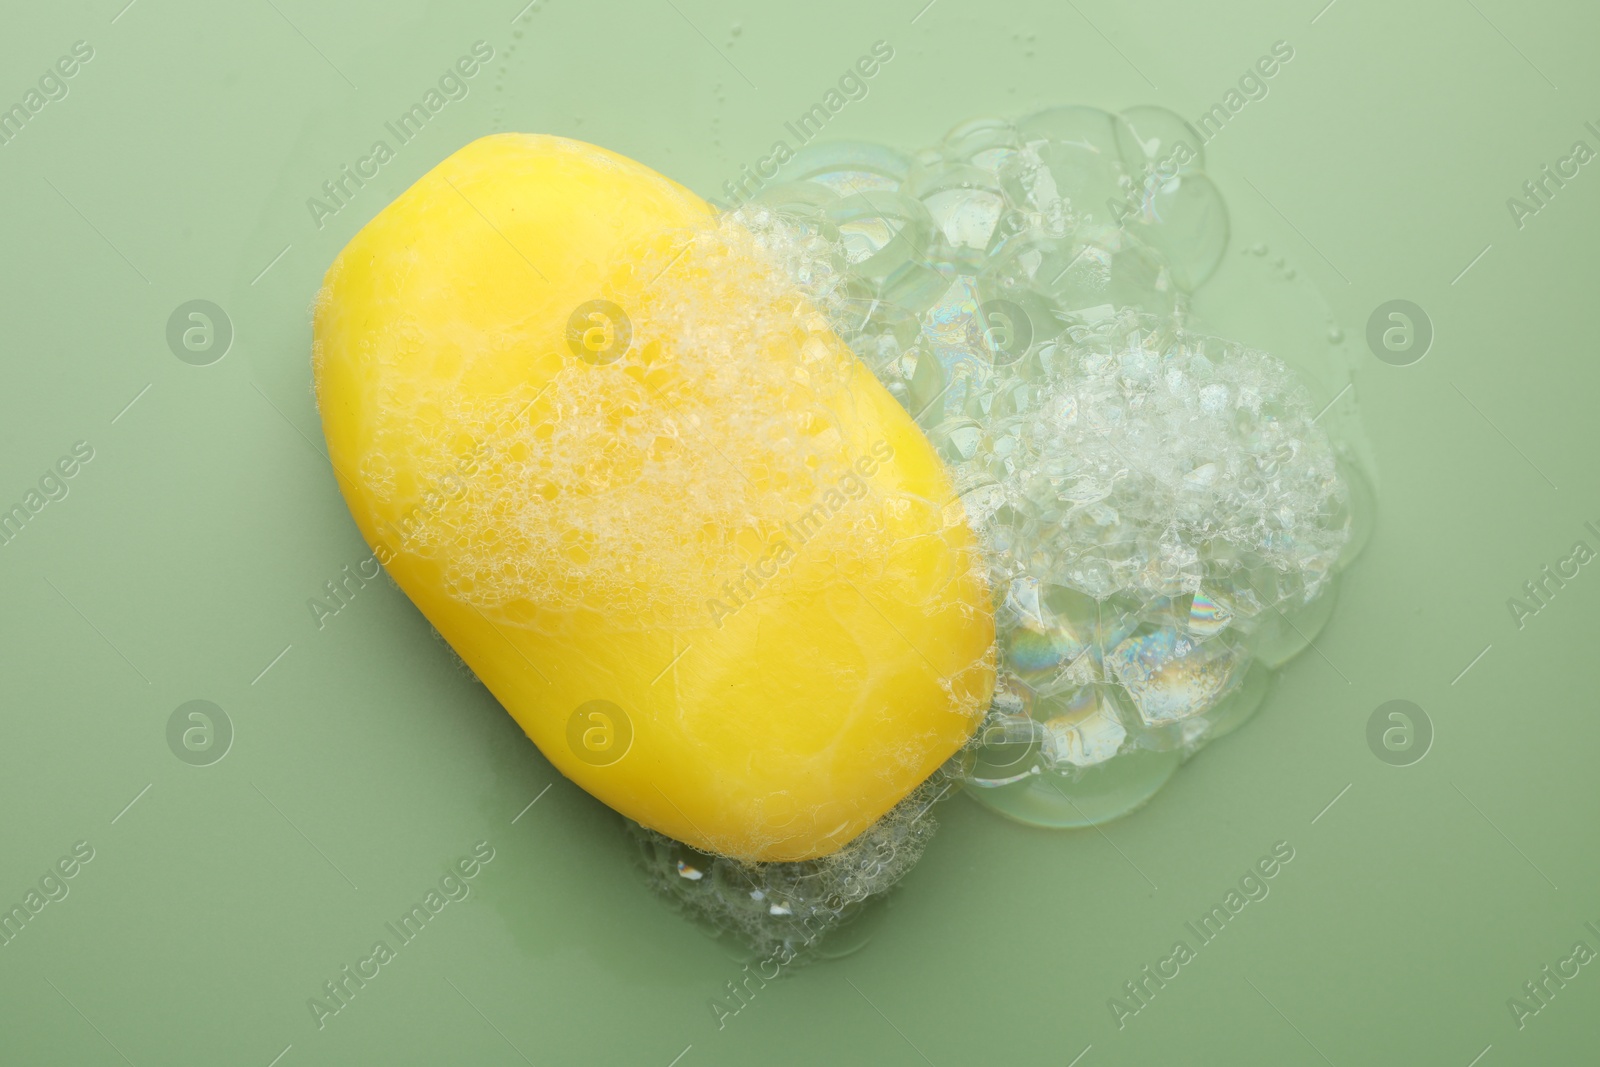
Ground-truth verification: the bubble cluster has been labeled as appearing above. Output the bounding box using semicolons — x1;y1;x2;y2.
717;107;1354;792
636;106;1363;953
628;770;949;961
630;106;1365;949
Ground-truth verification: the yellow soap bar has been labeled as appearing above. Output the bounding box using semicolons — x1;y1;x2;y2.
312;134;994;861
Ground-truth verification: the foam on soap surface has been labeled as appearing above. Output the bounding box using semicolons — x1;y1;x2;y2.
331;213;945;636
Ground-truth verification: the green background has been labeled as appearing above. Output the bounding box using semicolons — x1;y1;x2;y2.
1;0;1596;1064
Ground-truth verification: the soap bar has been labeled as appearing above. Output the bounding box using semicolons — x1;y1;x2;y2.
312;134;994;861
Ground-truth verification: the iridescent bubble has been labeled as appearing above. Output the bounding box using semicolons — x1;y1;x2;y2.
1005;616;1089;684
921;274;985;349
1186;590;1233;637
1106;627;1247;725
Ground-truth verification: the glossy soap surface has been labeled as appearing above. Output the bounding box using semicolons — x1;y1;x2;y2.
313;133;995;862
